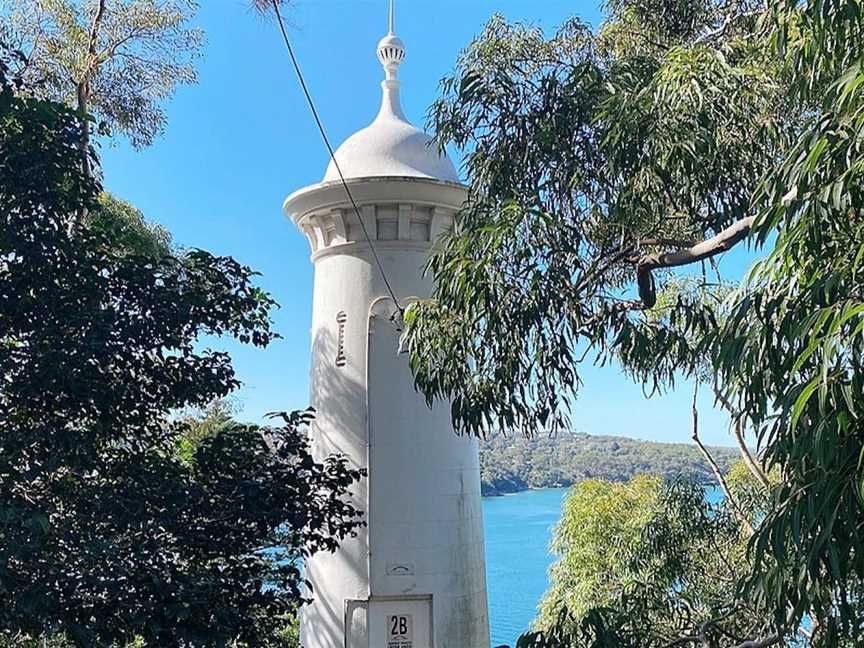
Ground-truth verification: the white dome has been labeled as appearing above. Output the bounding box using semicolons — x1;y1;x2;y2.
322;14;459;185
323;81;459;183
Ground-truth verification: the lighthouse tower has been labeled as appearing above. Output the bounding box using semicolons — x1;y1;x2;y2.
282;6;490;648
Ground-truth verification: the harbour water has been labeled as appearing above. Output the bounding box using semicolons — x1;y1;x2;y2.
483;488;569;647
483;486;723;646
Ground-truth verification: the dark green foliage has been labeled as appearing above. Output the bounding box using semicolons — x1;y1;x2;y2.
0;53;362;647
0;636;78;647
480;432;739;496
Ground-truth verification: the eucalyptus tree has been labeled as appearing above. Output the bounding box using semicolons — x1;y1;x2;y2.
404;0;864;645
2;0;203;155
712;1;864;643
405;1;795;437
531;468;776;648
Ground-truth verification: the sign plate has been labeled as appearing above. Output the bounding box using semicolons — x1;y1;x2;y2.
387;614;413;648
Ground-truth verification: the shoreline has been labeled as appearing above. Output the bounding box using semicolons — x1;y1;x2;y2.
481;478;718;498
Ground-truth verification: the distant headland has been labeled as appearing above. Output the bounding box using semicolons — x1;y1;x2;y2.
480;432;740;496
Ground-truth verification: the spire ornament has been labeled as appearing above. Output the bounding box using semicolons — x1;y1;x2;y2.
301;0;458;183
376;0;405;80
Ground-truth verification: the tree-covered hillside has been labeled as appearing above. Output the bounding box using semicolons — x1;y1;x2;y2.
480;433;740;496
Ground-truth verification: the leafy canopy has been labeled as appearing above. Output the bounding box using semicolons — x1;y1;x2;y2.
2;0;203;148
527;468;780;648
711;0;864;641
0;49;363;647
406;0;864;645
404;2;794;436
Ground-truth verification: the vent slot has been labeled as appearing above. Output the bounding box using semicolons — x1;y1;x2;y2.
335;311;347;367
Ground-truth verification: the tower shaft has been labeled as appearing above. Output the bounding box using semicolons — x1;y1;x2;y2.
287;183;490;648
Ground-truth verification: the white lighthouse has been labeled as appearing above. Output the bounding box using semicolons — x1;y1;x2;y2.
282;6;490;648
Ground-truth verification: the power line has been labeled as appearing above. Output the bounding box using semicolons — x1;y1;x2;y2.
271;0;403;313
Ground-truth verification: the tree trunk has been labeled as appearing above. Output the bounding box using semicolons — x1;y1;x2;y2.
78;0;107;180
76;80;92;179
72;0;106;226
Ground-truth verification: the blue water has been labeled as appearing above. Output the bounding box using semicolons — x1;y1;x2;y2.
483;488;569;648
483;485;723;647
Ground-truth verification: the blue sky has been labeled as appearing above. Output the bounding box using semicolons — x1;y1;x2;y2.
99;0;757;447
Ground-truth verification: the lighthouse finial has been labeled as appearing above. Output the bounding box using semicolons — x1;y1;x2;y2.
376;0;405;80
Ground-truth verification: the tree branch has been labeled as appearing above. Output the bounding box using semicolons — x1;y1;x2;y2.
87;0;108;58
99;24;155;62
20;25;45;77
80;0;107;113
730;636;781;648
691;382;755;535
573;244;636;296
639;237;700;248
732;419;771;490
693;7;766;45
76;0;106;183
712;386;771;490
633;216;756;307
